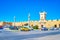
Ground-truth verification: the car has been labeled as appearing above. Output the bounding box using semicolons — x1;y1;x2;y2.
50;27;59;30
20;27;30;31
9;26;18;30
0;26;3;29
41;27;48;31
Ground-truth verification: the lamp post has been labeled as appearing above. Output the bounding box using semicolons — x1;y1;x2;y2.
28;13;30;28
14;16;16;29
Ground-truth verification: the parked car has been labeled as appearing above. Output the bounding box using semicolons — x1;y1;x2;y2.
41;27;48;31
9;26;18;30
20;27;30;31
0;26;3;32
50;27;59;30
0;26;3;29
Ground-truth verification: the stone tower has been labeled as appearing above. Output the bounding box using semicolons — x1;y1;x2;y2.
39;11;47;27
39;11;47;22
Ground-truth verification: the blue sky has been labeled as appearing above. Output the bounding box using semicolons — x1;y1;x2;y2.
0;0;60;22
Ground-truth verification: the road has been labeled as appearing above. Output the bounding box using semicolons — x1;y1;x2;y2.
0;30;60;40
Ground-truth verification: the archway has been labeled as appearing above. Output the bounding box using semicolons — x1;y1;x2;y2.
54;25;57;28
41;25;43;28
59;24;60;28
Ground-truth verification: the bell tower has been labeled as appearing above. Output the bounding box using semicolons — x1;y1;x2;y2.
39;11;47;28
39;11;46;22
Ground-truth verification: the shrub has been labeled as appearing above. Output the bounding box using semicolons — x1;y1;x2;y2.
33;25;38;29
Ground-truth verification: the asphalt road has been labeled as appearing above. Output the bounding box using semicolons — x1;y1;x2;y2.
0;30;60;40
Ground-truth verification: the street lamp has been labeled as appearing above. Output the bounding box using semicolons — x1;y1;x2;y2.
28;13;30;27
14;16;16;29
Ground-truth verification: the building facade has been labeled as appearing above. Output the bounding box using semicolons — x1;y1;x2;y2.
0;11;60;28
